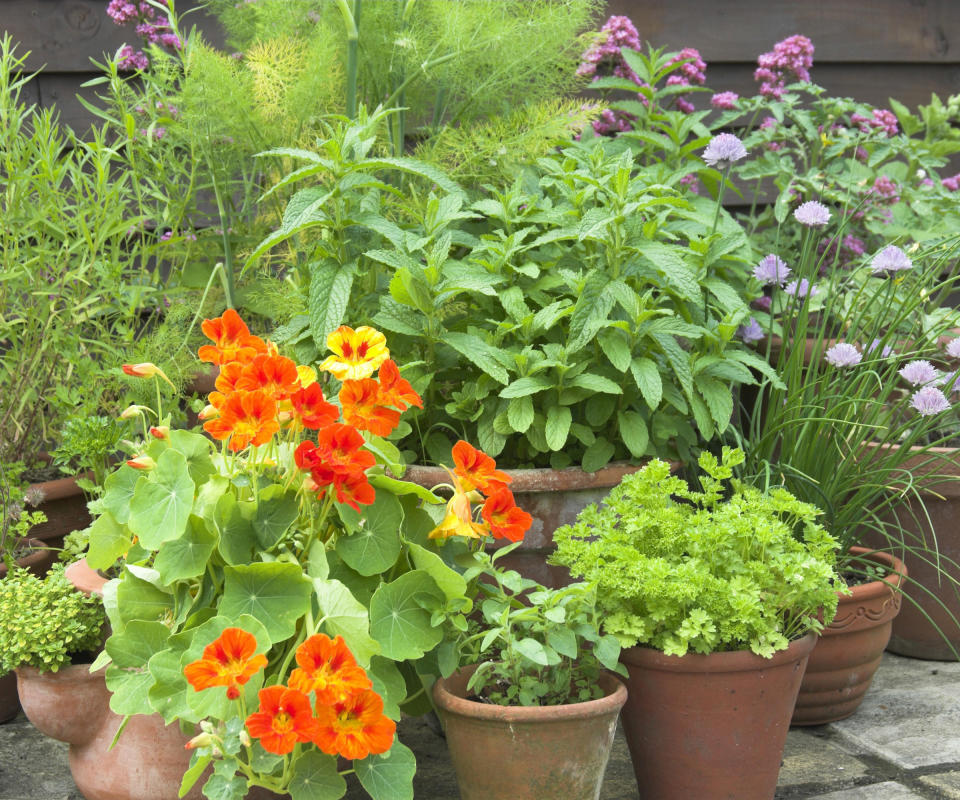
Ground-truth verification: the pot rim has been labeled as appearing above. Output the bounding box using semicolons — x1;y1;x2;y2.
433;666;627;722
65;558;109;597
620;630;817;673
15;662;103;684
842;546;906;597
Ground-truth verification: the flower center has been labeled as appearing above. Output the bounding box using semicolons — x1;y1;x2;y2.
272;711;293;734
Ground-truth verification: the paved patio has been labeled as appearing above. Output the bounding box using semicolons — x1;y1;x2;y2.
2;653;959;799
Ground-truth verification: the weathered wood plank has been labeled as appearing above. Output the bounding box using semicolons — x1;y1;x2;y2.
34;72;107;134
1;0;223;72
605;0;960;63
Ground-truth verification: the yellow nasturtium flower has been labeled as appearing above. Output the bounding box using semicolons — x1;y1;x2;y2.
319;326;389;381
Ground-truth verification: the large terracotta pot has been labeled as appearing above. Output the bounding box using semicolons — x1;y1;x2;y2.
620;632;815;800
792;548;905;725
404;462;647;587
433;665;627;800
26;469;90;551
0;671;18;723
882;445;960;660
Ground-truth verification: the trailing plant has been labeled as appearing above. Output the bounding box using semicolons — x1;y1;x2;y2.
0;564;106;675
454;546;624;706
550;448;842;658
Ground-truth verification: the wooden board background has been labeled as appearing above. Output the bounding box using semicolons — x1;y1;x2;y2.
2;0;959;131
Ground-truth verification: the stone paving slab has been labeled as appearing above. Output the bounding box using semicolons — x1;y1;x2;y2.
798;782;924;799
918;770;960;798
778;729;872;789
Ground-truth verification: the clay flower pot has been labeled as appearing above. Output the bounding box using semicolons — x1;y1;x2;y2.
0;538;57;580
792;547;905;725
433;665;627;800
16;663;208;800
404;462;648;587
26;469;90;551
620;632;816;800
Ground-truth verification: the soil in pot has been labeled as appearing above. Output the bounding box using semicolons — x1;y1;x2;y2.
792;547;905;725
433;665;627;800
620;632;815;800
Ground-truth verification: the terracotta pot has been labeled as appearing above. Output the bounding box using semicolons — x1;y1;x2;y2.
16;663;211;800
26;469;90;551
404;462;649;587
433;665;626;800
792;547;905;725
0;671;18;723
0;537;58;580
65;558;109;596
620;632;816;800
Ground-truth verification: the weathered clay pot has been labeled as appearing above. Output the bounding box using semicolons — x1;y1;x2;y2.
65;558;108;596
0;671;18;723
0;538;57;580
792;548;905;725
433;665;627;800
26;470;90;551
404;463;647;587
16;663;210;800
620;632;815;800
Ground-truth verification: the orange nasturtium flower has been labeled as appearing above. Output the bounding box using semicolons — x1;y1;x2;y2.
332;471;376;512
183;628;268;700
428;486;489;541
203;389;279;451
122;362;176;389
198;308;267;366
452;440;512;495
376;359;423;410
245;686;319;755
288;634;372;706
319;326;389;381
481;485;533;542
339;379;401;437
236;354;301;401
290;383;339;430
313;689;396;761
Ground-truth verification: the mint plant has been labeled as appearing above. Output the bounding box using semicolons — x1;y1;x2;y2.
551;448;842;657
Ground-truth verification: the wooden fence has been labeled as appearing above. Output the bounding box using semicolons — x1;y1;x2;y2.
3;1;960;132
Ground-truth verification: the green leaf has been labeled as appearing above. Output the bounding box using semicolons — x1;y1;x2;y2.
545;406;572;451
598;329;632;372
354;742;416;800
368;656;408;720
630;357;663;410
368;571;445;660
250;485;300;549
373;298;425;336
369;474;442;505
638;242;701;301
214;492;259;565
154;515;218;584
310;260;355;349
202;761;248;800
168;430;216;485
336;493;404;576
220;563;312;642
507;395;535;433
102;465;140;524
697;376;733;432
116;570;174;625
179;753;212;798
442;332;509;384
289;752;346;800
655;334;693;400
567;272;612;352
86;511;133;570
618;410;649;458
314;578;380;667
148;648;190;724
360;157;461;196
307;539;329;579
547;627;577;659
499;375;553;399
568;373;623;394
407;543;468;604
104;620;171;715
127;449;196;549
595;635;622;671
514;637;549;665
581;437;615;473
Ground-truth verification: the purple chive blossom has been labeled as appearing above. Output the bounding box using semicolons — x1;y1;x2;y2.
945;338;960;359
784;278;819;298
870;244;912;274
899;360;939;387
794;200;831;227
738;318;765;343
824;342;862;368
710;91;739;110
702;133;747;168
752;254;791;286
865;339;895;359
911;386;951;416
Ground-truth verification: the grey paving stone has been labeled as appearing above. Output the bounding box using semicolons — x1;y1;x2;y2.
829;654;960;769
0;715;82;800
800;782;923;799
918;770;960;798
778;730;871;789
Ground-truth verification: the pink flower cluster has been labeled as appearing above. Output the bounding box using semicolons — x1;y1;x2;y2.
577;15;642;83
818;234;866;271
759;116;782;151
711;91;739;111
871;175;900;204
850;109;899;138
106;0;180;72
665;47;706;113
754;35;814;99
942;173;960;192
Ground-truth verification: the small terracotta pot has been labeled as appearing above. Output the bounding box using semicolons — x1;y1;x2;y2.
26;469;90;550
0;671;18;723
404;462;652;587
792;547;905;725
65;558;108;596
620;632;816;800
0;538;58;580
433;665;627;800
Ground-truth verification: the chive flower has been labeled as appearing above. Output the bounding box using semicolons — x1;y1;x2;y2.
899;360;939;387
824;343;861;368
702;134;748;168
870;245;912;275
752;254;791;286
910;386;951;416
794;201;831;227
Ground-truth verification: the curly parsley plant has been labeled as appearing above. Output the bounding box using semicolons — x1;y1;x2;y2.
550;447;842;658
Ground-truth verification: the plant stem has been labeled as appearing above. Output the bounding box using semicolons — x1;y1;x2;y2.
337;0;361;118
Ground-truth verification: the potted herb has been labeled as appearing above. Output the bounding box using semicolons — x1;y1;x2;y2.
433;547;627;800
0;565;105;724
551;447;842;799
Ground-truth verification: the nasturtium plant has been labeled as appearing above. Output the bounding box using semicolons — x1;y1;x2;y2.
550;447;843;658
84;311;532;800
